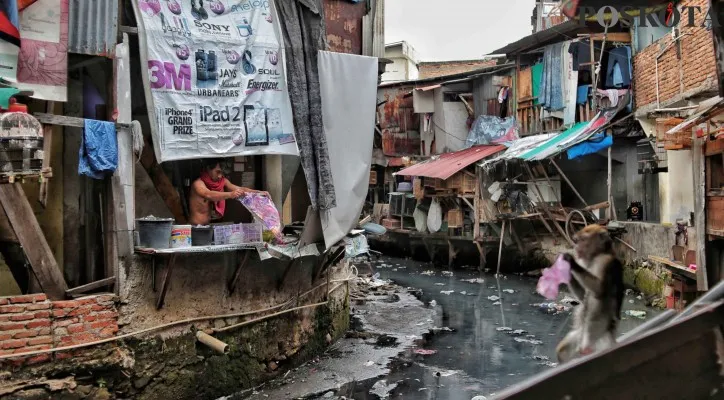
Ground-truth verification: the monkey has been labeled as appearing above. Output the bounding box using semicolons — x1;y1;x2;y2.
555;224;625;363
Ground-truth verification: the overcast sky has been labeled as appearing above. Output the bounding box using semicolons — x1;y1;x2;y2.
385;0;537;61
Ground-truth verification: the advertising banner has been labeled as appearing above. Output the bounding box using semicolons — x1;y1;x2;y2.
0;0;68;102
133;0;298;162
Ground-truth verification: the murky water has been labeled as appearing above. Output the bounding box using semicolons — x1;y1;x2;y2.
366;256;660;399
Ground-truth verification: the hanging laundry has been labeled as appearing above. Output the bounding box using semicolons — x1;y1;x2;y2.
595;88;628;108
531;63;543;105
562;41;578;126
568;39;602;71
78;119;118;179
576;85;591;105
540;43;564;111
498;86;509;103
605;46;632;88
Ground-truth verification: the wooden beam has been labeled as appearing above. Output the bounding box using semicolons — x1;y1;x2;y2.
228;251;251;294
693;135;708;291
156;254;177;309
589;32;631;42
0;205;18;242
496;220;506;275
551;159;589;207
524;163;574;246
0;183;68;299
583;201;610;211
34;113;131;129
139;133;187;223
66;276;116;297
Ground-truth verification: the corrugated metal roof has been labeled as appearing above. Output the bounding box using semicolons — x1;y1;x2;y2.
479;133;557;167
666;96;724;135
69;0;118;57
395;145;505;180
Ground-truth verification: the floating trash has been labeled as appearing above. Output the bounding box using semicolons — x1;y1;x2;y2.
488;295;500;301
503;289;515;294
492;301;502;305
625;310;647;319
429;300;437;307
461;278;485;284
514;337;543;345
532;355;549;361
440;290;454;295
460;291;468;295
511;329;527;335
442;271;454;276
496;327;513;332
413;349;438;355
435;283;446;286
421;270;435;276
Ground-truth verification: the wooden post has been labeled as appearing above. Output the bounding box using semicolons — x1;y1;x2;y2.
38;101;56;207
589;34;597;111
474;167;481;240
496;220;506;275
692;132;709;291
607;147;613;220
0;183;68;299
537;161;563;211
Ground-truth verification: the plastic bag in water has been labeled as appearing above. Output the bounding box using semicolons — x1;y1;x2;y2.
536;254;571;300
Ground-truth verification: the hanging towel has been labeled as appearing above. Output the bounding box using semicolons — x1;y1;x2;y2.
605;46;631;88
567;133;613;160
531;63;543;105
78;119;117;179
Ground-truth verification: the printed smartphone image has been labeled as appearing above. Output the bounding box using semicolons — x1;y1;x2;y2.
266;108;282;140
244;105;269;146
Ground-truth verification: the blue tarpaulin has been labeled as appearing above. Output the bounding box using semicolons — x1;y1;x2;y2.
566;133;612;160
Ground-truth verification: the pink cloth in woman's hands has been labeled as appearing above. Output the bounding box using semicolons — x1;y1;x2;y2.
536;254;572;300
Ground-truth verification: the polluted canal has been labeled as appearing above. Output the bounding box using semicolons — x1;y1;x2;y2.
240;256;659;400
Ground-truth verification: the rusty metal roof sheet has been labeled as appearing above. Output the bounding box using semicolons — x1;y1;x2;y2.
69;0;118;57
395;145;505;180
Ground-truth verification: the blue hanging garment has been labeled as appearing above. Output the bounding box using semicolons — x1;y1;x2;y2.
78;119;118;179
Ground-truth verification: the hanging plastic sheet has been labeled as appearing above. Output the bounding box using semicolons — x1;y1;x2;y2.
566;133;613;160
465;115;519;148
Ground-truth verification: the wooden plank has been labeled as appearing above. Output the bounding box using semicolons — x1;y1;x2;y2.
589;32;631;42
583;201;610;211
139;133;186;223
0;205;17;242
494;300;724;399
693;135;708;291
156;254;177;309
0;183;67;299
34;113;131;129
648;255;697;280
66;276;116;296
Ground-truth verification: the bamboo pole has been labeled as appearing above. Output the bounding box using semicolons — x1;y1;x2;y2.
607;147;612;220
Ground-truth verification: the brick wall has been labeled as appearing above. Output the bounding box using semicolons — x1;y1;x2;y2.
418;60;497;79
633;0;718;109
0;293;118;366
